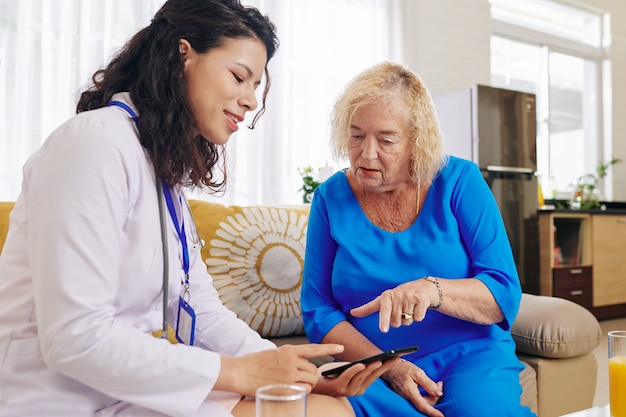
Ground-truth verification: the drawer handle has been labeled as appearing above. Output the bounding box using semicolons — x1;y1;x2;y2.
570;290;584;296
569;269;583;275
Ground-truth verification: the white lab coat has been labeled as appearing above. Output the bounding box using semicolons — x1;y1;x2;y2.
0;93;274;417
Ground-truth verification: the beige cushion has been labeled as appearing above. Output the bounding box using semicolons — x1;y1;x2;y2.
189;200;310;338
512;293;602;358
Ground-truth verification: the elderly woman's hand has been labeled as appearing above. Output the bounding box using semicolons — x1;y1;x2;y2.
382;359;444;417
350;279;433;333
314;357;400;396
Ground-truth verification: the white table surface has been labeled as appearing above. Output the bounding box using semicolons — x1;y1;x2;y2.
560;404;609;417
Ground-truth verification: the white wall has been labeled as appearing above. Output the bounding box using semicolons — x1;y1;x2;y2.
400;0;491;95
400;0;626;200
597;1;626;200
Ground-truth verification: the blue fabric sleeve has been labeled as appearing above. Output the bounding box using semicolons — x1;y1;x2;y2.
448;161;522;329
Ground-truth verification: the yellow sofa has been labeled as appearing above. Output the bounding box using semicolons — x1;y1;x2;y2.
0;200;604;416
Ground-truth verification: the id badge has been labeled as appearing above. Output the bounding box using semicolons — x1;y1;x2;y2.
176;296;196;346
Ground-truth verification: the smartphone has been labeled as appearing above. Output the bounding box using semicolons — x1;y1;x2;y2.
321;345;419;377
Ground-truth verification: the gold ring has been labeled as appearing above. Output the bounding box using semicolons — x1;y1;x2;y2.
401;312;413;320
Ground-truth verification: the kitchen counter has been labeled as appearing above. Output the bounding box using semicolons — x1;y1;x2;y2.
539;207;626;215
539;200;626;215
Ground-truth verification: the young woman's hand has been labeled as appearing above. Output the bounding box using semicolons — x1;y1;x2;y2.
216;343;345;398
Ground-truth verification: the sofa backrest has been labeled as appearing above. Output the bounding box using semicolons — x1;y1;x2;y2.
0;202;15;252
0;199;311;339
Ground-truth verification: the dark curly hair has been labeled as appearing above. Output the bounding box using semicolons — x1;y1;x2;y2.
76;0;279;191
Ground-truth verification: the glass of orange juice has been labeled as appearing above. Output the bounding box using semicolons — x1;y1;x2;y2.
609;331;626;417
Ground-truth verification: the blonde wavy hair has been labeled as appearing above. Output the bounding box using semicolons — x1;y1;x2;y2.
329;61;447;186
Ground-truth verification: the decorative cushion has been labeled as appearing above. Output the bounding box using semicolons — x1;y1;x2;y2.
512;293;602;359
188;200;310;338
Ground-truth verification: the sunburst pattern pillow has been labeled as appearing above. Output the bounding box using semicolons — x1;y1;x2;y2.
188;200;310;338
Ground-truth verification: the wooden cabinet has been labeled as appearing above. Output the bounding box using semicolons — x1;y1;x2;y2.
552;266;592;309
539;211;626;319
591;215;626;307
538;213;592;296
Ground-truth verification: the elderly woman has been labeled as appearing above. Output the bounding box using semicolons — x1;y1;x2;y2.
301;62;536;417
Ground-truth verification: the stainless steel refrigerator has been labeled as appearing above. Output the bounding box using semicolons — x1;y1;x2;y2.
433;84;540;294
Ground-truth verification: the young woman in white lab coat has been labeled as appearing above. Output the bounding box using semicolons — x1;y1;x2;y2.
0;1;395;416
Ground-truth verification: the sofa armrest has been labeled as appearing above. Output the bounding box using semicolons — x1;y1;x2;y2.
512;293;602;359
519;353;597;417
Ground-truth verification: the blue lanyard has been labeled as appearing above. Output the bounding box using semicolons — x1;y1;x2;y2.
108;100;139;125
162;184;190;279
107;100;189;282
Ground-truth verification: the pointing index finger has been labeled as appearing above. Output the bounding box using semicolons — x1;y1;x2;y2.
350;296;381;318
290;343;345;359
350;296;392;333
377;293;392;333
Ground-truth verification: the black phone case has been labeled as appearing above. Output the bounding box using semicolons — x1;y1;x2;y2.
321;345;419;376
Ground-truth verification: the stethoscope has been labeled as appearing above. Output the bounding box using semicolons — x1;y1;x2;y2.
108;100;202;340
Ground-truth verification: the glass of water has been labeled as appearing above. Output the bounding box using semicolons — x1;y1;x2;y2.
256;384;307;417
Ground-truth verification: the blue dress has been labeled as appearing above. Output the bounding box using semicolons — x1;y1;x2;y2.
301;156;535;417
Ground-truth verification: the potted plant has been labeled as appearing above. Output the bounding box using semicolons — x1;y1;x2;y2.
571;157;622;209
298;166;321;203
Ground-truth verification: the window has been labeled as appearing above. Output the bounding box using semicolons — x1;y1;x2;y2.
229;0;399;204
0;0;162;201
490;0;606;200
0;0;400;205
